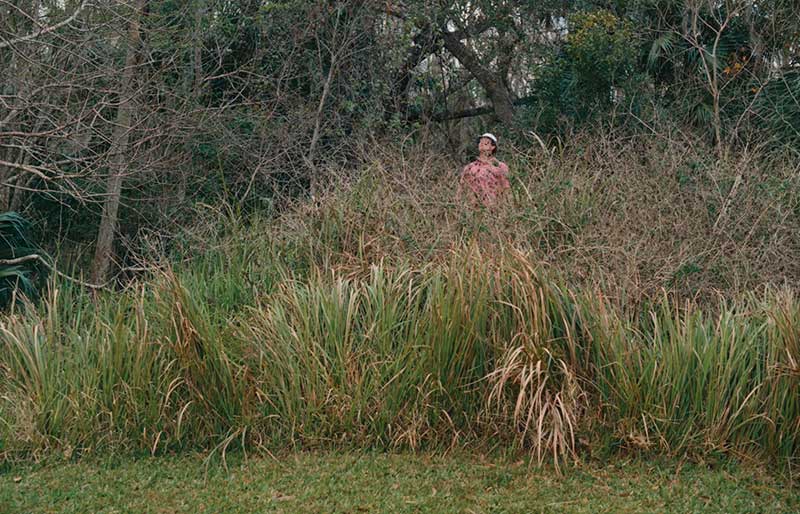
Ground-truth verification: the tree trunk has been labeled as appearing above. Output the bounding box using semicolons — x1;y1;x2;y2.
441;31;515;125
90;0;147;284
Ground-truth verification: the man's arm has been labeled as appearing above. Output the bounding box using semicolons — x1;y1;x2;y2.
497;162;510;191
456;163;474;203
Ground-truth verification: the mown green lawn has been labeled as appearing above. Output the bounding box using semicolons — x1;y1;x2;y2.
1;452;796;513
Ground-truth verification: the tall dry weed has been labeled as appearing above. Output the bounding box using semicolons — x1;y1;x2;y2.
485;252;589;467
269;131;800;306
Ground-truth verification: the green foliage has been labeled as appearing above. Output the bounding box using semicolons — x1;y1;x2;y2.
566;10;638;98
754;71;800;151
631;0;799;147
530;10;640;133
0;213;46;309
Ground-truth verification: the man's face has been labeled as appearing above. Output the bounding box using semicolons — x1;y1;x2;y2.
478;137;495;154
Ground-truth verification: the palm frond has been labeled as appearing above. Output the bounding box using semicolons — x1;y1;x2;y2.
647;32;676;71
754;70;800;147
0;212;46;308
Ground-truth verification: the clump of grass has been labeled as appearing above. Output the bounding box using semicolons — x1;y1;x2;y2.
591;299;765;455
239;253;496;450
0;271;257;461
762;290;800;463
0;283;172;457
160;271;255;445
485;252;590;467
580;288;800;468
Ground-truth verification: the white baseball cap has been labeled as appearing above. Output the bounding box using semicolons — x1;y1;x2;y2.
479;133;498;144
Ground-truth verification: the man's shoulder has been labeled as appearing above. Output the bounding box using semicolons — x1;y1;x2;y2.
462;160;480;172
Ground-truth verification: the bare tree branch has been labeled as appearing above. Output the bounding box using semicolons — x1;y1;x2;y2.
0;0;91;51
0;254;107;289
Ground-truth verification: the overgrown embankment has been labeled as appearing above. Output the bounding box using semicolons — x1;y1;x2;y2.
1;137;799;470
260;133;800;304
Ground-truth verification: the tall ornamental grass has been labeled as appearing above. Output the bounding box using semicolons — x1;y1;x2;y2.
0;245;798;471
582;291;800;465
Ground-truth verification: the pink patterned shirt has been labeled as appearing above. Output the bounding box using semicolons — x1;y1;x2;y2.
459;158;510;207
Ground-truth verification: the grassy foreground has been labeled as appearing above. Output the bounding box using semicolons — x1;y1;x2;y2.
2;452;797;513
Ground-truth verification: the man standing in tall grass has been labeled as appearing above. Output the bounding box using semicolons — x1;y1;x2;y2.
458;133;510;208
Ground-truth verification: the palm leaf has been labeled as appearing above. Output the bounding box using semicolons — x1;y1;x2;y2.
0;212;47;308
647;32;676;71
754;70;800;148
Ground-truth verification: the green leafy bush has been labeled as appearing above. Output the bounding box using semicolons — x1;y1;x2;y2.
530;10;639;133
565;11;638;101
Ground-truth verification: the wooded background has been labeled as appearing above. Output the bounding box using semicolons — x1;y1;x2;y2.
1;0;798;283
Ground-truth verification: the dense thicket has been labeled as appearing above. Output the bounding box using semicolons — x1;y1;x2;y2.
1;0;798;282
